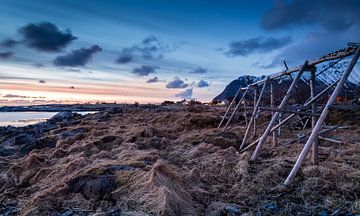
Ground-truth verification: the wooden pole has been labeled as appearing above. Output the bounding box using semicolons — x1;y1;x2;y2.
239;46;357;90
222;88;249;132
250;61;308;161
241;77;339;153
218;88;242;128
253;87;257;137
284;46;360;185
244;101;248;127
310;69;319;165
271;81;278;147
239;82;267;150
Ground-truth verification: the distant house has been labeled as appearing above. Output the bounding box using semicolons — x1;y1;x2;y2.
161;100;175;106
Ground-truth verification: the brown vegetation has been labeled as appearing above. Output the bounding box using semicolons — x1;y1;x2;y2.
0;106;359;215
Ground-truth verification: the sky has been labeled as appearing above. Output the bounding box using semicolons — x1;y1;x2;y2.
0;0;359;105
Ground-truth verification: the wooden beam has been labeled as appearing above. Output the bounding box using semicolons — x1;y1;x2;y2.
253;87;257;137
310;69;319;165
284;46;360;186
217;87;243;129
318;136;342;144
250;61;308;161
271;81;278;147
241;46;357;90
222;88;249;132
239;81;267;150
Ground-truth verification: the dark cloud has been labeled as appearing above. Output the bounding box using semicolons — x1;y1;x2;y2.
116;52;133;64
197;80;209;88
0;39;17;48
225;36;291;57
262;30;359;69
116;35;185;64
175;88;193;99
262;0;360;32
146;76;162;83
39;80;46;84
33;63;45;67
256;1;360;69
189;67;207;74
19;22;77;52
132;65;157;76
3;94;30;98
0;51;13;59
166;77;188;89
53;45;102;67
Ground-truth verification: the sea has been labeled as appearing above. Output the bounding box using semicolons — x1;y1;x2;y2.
0;111;96;127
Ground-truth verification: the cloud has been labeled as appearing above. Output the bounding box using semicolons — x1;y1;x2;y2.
189;67;207;74
19;22;77;52
0;39;17;48
33;63;45;67
53;45;102;67
116;51;133;64
263;29;360;69
225;36;291;57
256;1;360;69
115;35;185;64
146;76;163;83
166;77;188;89
132;65;157;76
0;51;13;59
175;88;193;99
39;80;46;84
197;80;209;88
262;0;360;32
3;94;31;98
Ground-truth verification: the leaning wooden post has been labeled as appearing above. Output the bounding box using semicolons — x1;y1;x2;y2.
270;81;278;147
253;87;257;137
250;61;308;161
222;88;249;132
244;101;248;127
239;81;267;150
284;46;360;185
310;68;319;165
218;87;242;128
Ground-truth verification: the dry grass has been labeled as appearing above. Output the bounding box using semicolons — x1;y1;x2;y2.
0;106;359;215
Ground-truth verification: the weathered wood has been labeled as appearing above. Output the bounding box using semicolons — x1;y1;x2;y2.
244;103;248;127
253;88;257;137
241;46;357;90
310;69;319;165
239;82;267;150
245;106;320;116
319;136;342;144
222;88;249;132
270;82;278;147
218;88;243;129
251;61;308;161
329;105;360;111
284;46;360;186
241;65;337;154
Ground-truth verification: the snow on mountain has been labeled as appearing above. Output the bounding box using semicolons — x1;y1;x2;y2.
213;59;360;102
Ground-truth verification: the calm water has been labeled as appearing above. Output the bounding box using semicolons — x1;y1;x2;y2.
0;111;96;127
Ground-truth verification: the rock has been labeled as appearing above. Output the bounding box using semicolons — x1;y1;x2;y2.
67;174;117;200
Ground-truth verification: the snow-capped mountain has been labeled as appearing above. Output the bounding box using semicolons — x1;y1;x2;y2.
213;60;360;103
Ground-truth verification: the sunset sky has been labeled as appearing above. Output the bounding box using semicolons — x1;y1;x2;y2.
0;0;359;105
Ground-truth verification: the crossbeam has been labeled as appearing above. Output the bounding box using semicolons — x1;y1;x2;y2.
250;61;308;161
284;46;360;185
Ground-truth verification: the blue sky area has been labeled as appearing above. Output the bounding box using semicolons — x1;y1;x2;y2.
0;0;359;104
